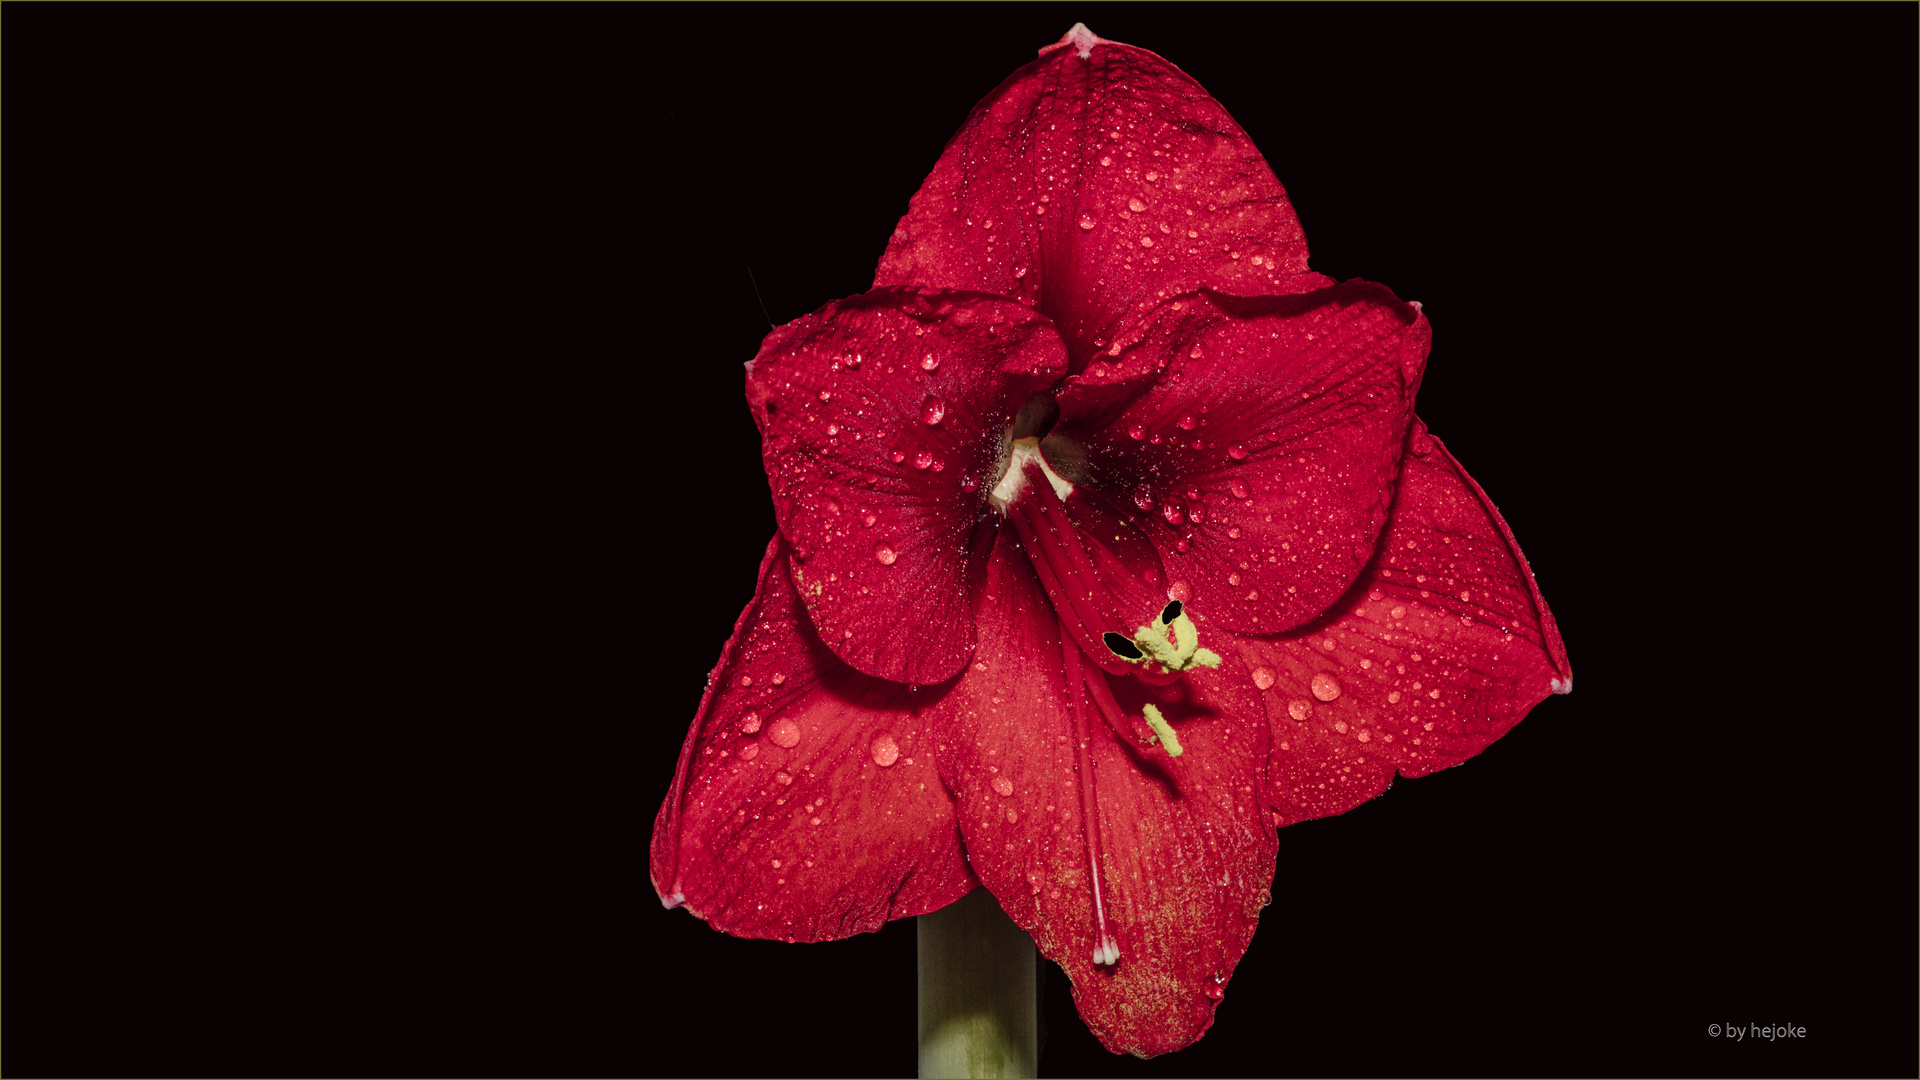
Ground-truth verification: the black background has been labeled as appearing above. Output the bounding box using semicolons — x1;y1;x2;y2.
17;5;1914;1078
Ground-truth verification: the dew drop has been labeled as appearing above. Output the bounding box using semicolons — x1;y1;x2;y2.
1006;808;1018;824
889;449;907;464
992;776;1014;797
1287;699;1313;721
1178;414;1197;431
826;423;840;437
738;742;759;762
1099;155;1113;167
1251;667;1275;691
1388;691;1402;704
1133;485;1155;511
1145;170;1159;181
960;472;979;493
875;543;898;566
1390;605;1408;620
768;719;801;748
913;450;933;470
1227;527;1241;538
776;771;792;785
1128;197;1147;212
1310;673;1342;702
870;733;900;767
1230;480;1250;499
921;352;941;372
862;512;877;527
1161;502;1184;525
1129;423;1147;440
1332;720;1349;735
921;396;947;425
1079;214;1097;230
1227;444;1248;460
1167;580;1192;602
741;713;762;734
1188;503;1205;524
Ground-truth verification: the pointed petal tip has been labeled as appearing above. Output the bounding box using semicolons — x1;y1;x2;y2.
1043;22;1105;59
1551;675;1573;696
660;890;686;910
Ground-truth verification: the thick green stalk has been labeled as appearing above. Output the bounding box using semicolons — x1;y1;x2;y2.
917;888;1038;1079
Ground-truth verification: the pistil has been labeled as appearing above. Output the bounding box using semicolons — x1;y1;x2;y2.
1061;628;1121;967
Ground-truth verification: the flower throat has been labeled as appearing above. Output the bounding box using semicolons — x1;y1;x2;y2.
990;435;1221;967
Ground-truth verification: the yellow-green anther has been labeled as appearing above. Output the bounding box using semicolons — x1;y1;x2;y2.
1125;611;1224;674
1141;704;1183;757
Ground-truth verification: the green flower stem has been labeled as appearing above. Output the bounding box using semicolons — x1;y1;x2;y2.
918;888;1038;1078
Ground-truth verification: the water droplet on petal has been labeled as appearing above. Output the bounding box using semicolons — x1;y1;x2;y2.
1287;699;1313;721
741;713;762;734
991;776;1014;797
1310;673;1342;702
1230;480;1250;499
1167;581;1192;602
1227;444;1248;460
1251;667;1275;691
960;472;979;493
738;742;759;762
1133;484;1155;511
921;396;947;425
1129;423;1146;440
1098;155;1113;167
870;733;900;767
1388;691;1402;704
921;352;941;372
1006;808;1018;824
889;449;907;464
1129;197;1147;212
875;543;898;566
768;719;801;748
862;512;877;527
1390;606;1407;619
1332;720;1349;735
1178;414;1197;431
913;450;933;470
1161;503;1184;525
1079;214;1097;230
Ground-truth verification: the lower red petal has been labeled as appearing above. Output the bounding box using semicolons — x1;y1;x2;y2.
1235;432;1570;826
651;537;976;939
926;525;1277;1057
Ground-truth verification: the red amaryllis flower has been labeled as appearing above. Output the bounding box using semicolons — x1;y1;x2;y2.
652;24;1570;1058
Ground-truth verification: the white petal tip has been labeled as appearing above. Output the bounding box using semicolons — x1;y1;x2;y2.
1550;676;1572;696
1044;23;1103;60
1092;937;1120;965
661;891;686;910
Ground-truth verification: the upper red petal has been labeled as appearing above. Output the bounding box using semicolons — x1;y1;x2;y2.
925;525;1276;1058
1056;283;1429;636
1234;432;1571;827
746;289;1067;685
651;536;977;938
873;30;1331;369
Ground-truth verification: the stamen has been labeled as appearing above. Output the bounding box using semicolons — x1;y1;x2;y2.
1062;629;1120;967
1140;704;1183;757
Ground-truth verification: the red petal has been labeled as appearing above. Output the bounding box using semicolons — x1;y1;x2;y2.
651;537;977;938
873;30;1331;368
925;528;1276;1057
1056;283;1429;635
746;289;1067;684
1234;434;1571;827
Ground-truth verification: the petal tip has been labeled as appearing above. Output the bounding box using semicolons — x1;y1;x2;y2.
1044;22;1104;60
660;890;686;911
1550;675;1573;696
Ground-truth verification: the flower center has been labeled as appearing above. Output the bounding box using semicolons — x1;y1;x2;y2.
992;436;1223;967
